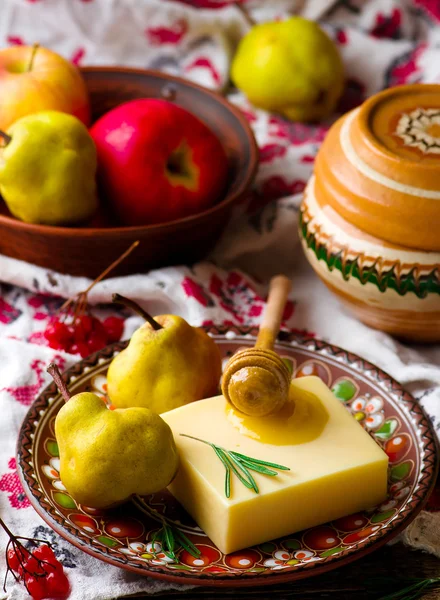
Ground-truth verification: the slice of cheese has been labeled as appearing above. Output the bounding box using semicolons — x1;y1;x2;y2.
162;376;388;554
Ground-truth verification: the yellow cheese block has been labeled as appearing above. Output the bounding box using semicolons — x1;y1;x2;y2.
162;376;388;554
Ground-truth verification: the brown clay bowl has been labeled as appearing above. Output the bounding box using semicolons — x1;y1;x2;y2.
0;67;258;278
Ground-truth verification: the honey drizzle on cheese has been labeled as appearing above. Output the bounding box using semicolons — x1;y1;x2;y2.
226;386;329;446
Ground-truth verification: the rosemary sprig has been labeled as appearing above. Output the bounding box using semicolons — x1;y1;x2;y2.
150;519;201;560
180;434;290;498
378;577;440;600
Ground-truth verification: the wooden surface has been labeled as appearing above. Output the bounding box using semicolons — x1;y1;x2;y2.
126;542;440;599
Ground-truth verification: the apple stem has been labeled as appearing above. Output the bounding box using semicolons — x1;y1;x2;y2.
27;43;39;72
0;131;11;146
112;293;163;331
47;363;71;403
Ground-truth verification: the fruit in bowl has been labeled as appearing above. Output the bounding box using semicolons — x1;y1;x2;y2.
0;67;258;277
90;98;229;226
0;111;97;225
0;45;90;130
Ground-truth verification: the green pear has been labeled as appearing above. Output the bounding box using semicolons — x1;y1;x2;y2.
231;17;344;122
49;365;179;509
107;294;222;413
0;110;97;224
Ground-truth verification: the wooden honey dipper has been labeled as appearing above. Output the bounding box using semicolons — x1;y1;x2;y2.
221;275;292;417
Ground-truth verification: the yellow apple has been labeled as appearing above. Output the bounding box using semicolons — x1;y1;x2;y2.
231;17;344;122
0;45;90;130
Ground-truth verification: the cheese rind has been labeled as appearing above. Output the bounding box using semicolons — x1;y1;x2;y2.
162;376;388;554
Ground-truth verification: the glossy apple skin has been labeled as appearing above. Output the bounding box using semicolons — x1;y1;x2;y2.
90;99;229;226
0;46;90;130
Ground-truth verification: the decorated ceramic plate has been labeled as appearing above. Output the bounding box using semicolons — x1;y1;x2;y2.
17;326;438;587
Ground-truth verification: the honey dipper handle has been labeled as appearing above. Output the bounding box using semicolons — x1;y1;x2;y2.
255;275;292;350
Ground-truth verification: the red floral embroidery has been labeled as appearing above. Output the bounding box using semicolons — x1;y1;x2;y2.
182;277;214;307
0;297;21;325
7;36;25;45
0;458;30;509
413;0;440;23
27;296;45;309
185;57;221;85
33;312;48;321
336;29;348;45
26;294;61;324
259;176;306;202
240;107;257;123
337;78;366;114
28;331;47;346
3;356;65;406
371;8;402;38
259;143;287;163
71;47;86;65
268;116;328;146
146;19;188;45
385;43;426;87
208;273;294;325
170;0;241;7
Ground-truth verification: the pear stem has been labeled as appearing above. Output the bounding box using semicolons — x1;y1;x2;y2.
0;131;11;146
112;293;163;331
47;363;71;403
27;43;39;72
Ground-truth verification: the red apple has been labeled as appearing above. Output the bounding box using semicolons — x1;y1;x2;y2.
90;99;229;225
0;45;90;130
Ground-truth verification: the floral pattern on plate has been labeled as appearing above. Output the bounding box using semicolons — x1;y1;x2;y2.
17;327;438;587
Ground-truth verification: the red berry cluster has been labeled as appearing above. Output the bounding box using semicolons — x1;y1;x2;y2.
6;543;69;599
44;314;124;357
41;242;139;359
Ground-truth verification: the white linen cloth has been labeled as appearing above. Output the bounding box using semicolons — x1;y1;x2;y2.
0;1;439;598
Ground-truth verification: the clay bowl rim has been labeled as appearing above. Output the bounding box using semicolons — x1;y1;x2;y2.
0;66;259;239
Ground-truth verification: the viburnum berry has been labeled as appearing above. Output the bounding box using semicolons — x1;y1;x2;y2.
71;315;94;344
70;323;85;344
76;314;94;336
87;332;108;354
68;342;90;358
25;574;47;600
42;242;138;356
7;546;29;572
90;316;108;338
44;320;72;348
33;544;57;564
103;316;124;343
23;555;44;576
48;339;67;351
2;518;70;600
45;571;70;597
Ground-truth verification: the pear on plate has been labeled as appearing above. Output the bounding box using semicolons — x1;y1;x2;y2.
48;364;179;509
107;294;222;414
0;110;97;225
